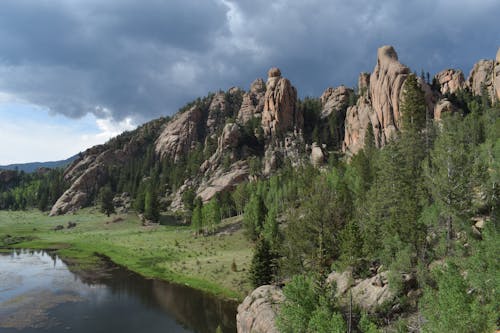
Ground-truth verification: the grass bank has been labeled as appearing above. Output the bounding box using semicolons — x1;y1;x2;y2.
0;209;253;300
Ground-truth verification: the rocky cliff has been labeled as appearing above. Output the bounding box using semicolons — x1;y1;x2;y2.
49;46;499;214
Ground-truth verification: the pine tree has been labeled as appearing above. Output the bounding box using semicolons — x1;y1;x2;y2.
249;236;273;287
425;114;473;253
99;186;115;217
144;184;160;222
191;197;203;234
243;192;266;240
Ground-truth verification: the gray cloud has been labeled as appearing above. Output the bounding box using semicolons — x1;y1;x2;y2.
0;0;499;123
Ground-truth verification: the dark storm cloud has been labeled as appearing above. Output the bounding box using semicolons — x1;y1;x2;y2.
0;0;499;122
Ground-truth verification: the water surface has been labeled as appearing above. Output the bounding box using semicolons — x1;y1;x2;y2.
0;250;237;333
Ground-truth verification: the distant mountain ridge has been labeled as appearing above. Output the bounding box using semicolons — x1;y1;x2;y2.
0;155;79;173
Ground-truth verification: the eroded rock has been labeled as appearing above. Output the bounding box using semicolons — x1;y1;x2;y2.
155;106;203;162
236;285;284;333
261;68;302;136
435;69;465;95
369;45;410;146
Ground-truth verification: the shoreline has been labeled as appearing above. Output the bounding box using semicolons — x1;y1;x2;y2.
0;210;252;303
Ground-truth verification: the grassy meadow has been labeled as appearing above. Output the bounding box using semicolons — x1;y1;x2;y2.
0;209;253;300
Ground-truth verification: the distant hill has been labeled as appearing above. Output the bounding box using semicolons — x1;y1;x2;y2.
0;154;79;173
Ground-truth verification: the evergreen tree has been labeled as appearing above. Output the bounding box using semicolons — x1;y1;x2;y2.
249;236;273;287
144;184;160;222
202;197;221;233
99;186;115;217
191;197;203;234
243;192;267;240
424;114;473;253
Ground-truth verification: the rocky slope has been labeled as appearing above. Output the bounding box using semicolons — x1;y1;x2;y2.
49;46;500;214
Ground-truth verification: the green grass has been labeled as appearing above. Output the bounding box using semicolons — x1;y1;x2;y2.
0;209;253;300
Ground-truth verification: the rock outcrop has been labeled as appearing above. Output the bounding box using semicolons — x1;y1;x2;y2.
320;86;352;119
434;99;457;120
237;78;266;124
155;106;203;162
343;73;373;155
50;148;128;215
261;68;302;136
467;59;495;98
327;269;395;311
435;69;465;95
236;285;284;333
51;119;166;215
369;45;410;147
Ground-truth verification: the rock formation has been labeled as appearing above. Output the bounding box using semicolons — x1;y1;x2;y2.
434;99;457;121
51;119;167;215
237;78;266;124
467;59;495;98
435;69;465;95
261;67;302;136
236;285;284;333
343;74;373;155
310;142;324;166
320;85;352;119
327;269;394;311
369;45;410;146
155;106;203;162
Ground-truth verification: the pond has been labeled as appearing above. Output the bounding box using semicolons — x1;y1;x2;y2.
0;250;237;333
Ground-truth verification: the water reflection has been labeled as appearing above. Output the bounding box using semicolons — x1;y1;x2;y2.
0;250;236;333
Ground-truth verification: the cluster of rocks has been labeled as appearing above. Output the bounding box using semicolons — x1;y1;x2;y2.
112;192;131;214
236;267;419;333
342;45;500;156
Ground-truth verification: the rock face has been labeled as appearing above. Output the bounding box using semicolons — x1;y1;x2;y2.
51;119;166;215
343;73;373;155
327;270;394;311
495;48;500;101
369;45;410;147
236;285;284;333
320;86;352;119
467;59;495;98
155;106;203;162
237;78;266;124
434;99;457;120
435;69;465;95
261;68;302;136
50;148;128;215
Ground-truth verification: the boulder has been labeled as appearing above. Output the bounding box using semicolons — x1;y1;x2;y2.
155;106;203;162
261;68;302;136
326;269;354;296
327;270;394;311
310;142;324;166
435;69;465;95
236;285;284;333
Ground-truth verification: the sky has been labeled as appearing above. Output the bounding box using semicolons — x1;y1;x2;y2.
0;0;499;164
